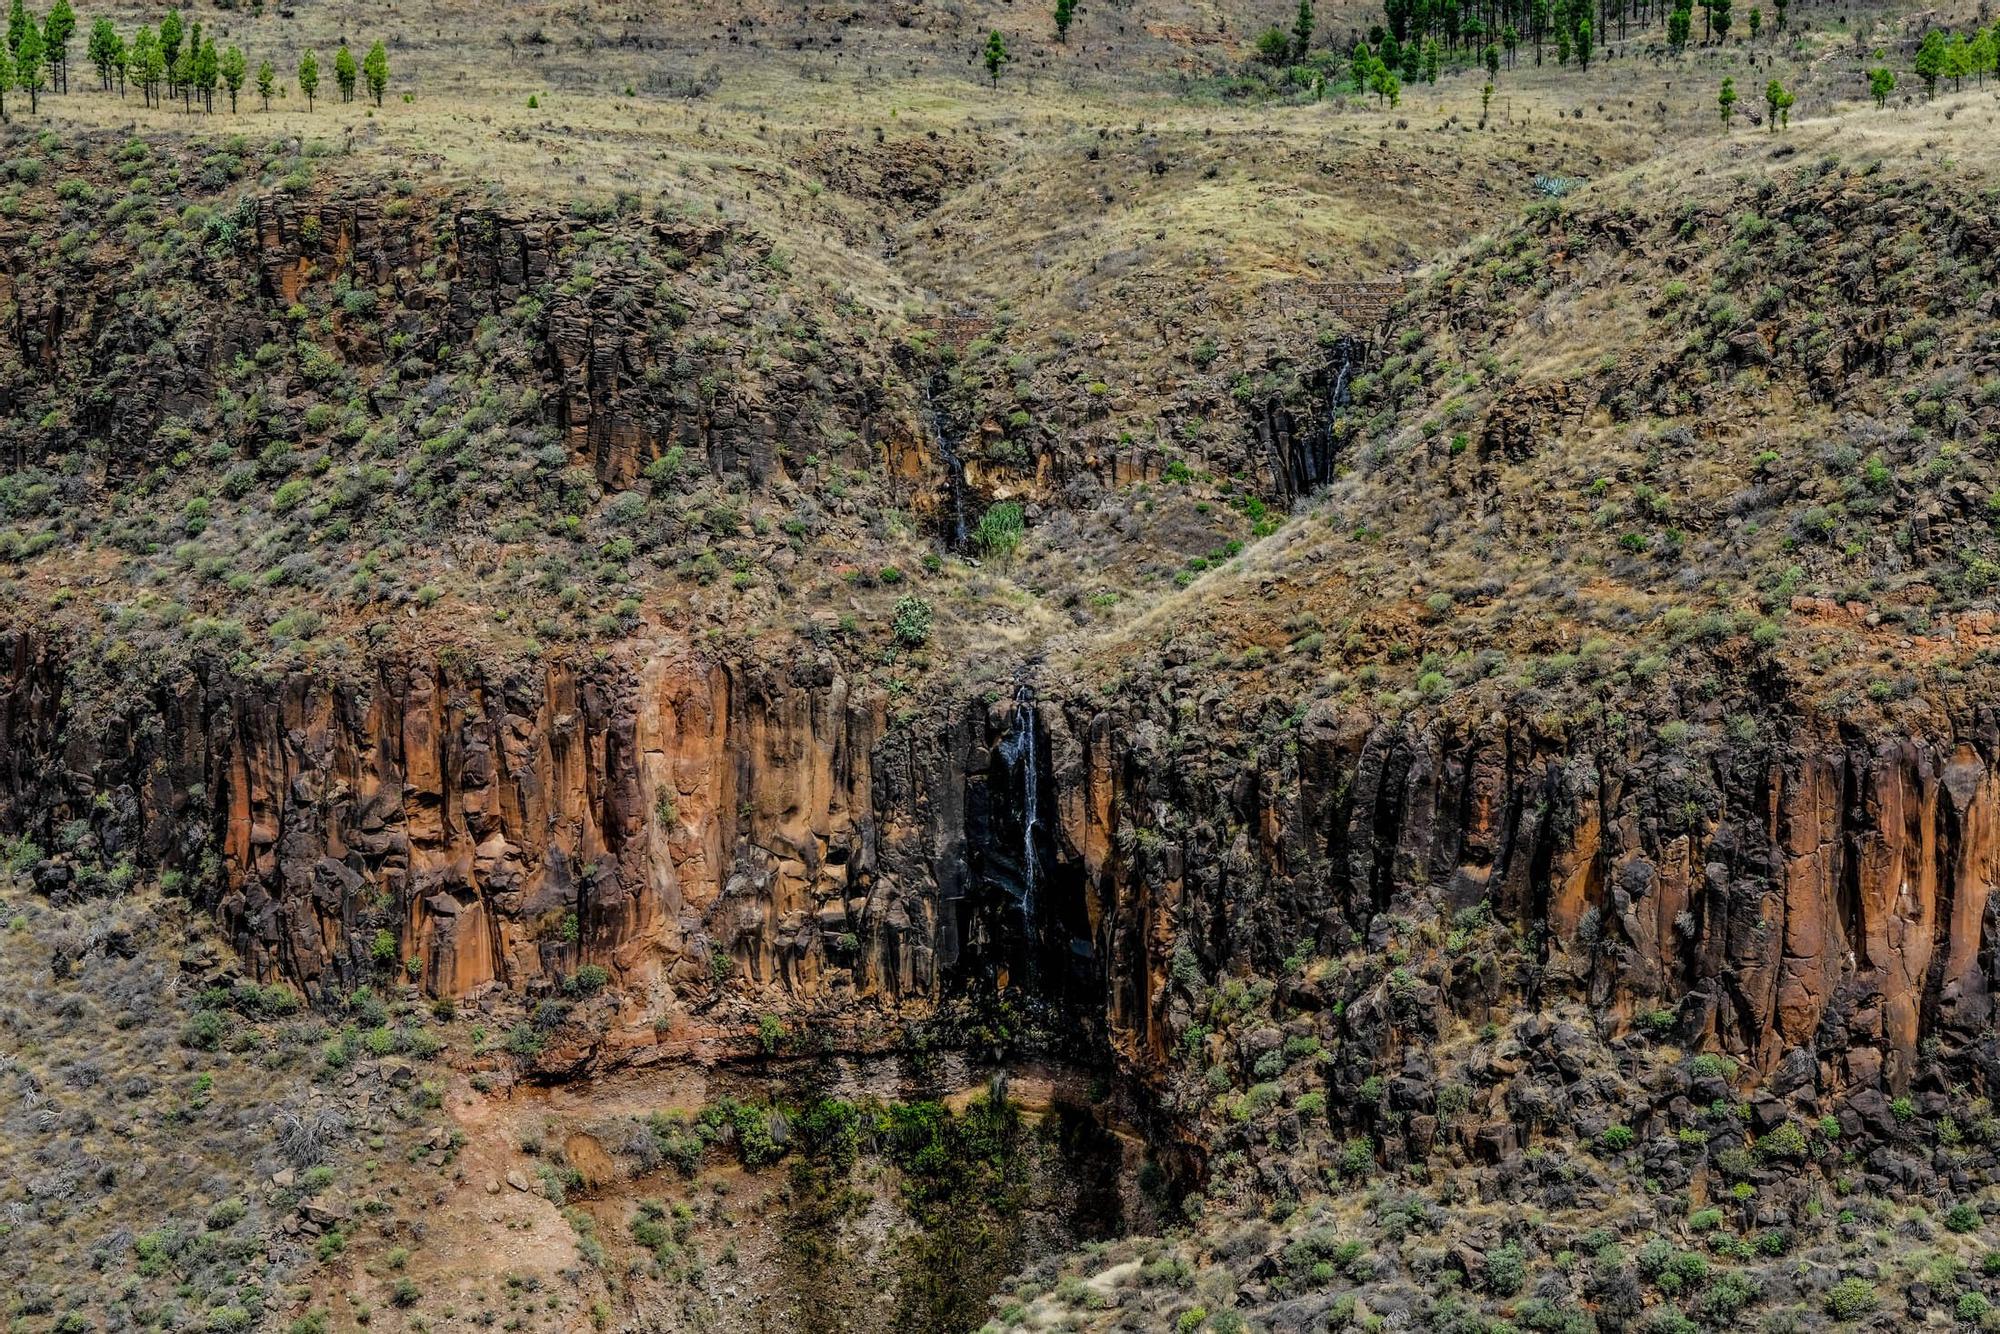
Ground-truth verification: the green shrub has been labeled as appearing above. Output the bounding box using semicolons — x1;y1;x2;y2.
1943;1202;1980;1233
1692;1269;1757;1324
1756;1122;1807;1160
1688;1053;1735;1080
891;595;934;647
1664;1250;1709;1287
180;1009;229;1050
1486;1240;1527;1296
1599;1125;1635;1152
973;501;1025;558
1824;1278;1878;1320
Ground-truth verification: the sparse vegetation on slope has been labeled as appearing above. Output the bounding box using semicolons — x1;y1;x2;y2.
3;0;2000;1330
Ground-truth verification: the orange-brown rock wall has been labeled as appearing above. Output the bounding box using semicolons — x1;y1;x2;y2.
2;630;1996;1110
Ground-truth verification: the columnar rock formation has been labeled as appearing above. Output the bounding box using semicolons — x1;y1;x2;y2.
14;191;904;494
3;629;1994;1111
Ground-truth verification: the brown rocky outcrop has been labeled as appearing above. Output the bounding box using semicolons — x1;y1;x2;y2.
1084;708;2000;1103
4;628;1996;1118
7;181;907;496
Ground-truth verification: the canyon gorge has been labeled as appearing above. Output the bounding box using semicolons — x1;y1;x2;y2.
4;2;2000;1328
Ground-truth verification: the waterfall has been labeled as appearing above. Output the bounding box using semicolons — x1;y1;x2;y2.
1329;335;1357;410
922;369;969;550
998;683;1039;925
1304;335;1361;492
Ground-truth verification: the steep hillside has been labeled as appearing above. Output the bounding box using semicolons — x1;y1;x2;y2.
994;102;2000;1332
3;0;2000;1331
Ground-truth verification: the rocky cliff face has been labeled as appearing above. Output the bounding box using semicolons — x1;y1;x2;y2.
6;627;1996;1122
1054;697;2000;1113
0;632;1105;1055
13;185;905;496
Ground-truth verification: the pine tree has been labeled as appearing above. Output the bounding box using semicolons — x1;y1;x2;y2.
1667;2;1692;52
1371;64;1399;107
1717;74;1736;127
0;42;11;120
1575;17;1591;68
981;29;1008;86
363;39;387;106
194;35;216;111
1914;29;1944;97
333;41;355;102
1422;35;1440;82
1773;0;1787;29
1484;40;1499;76
1053;0;1073;43
86;15;112;87
219;43;243;111
1942;33;1972;91
1969;29;1996;86
1502;24;1518;67
1531;0;1549;64
1710;0;1731;42
16;17;42;112
141;28;164;106
159;7;180;93
298;47;318;109
256;57;272;109
1292;0;1315;59
1748;7;1760;40
129;26;155;105
42;0;69;90
1481;79;1493;122
5;0;24;58
171;37;193;111
1764;77;1783;128
1867;66;1894;107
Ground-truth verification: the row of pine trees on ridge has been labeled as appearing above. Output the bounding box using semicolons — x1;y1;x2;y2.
0;0;387;119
